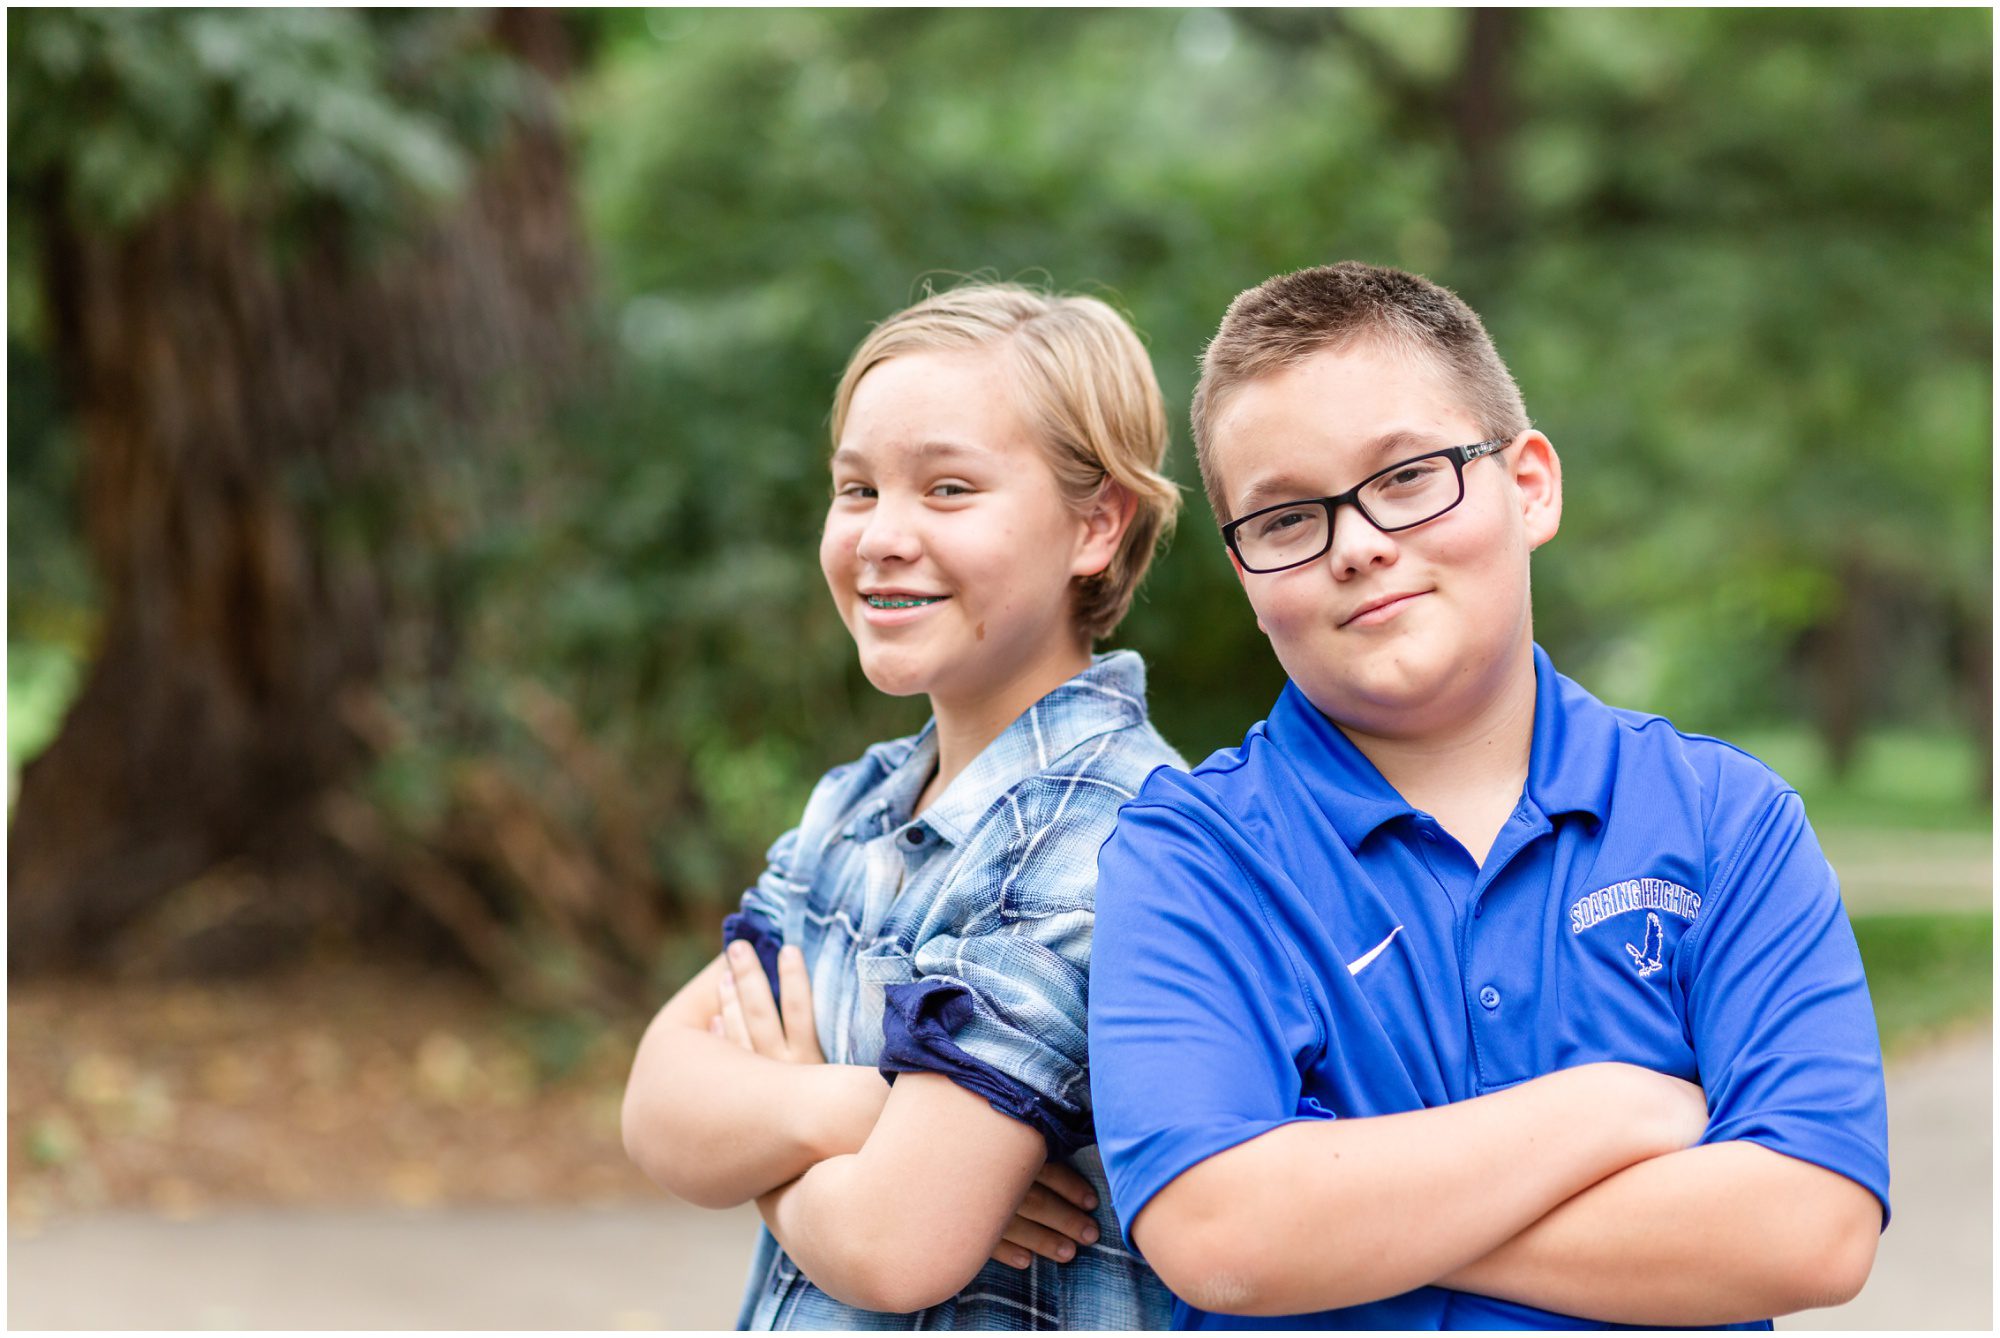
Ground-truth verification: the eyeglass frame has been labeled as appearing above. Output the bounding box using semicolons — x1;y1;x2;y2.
1219;436;1514;574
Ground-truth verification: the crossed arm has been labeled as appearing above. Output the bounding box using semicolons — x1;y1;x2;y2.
1132;1067;1880;1324
621;940;1103;1311
1095;789;1884;1326
620;948;888;1209
1438;1138;1881;1324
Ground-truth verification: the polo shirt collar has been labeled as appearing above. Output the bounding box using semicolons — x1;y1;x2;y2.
1269;681;1418;847
1523;642;1615;824
1271;641;1613;846
917;649;1151;846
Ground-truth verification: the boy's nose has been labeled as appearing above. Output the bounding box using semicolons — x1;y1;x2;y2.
1323;503;1397;576
855;501;923;565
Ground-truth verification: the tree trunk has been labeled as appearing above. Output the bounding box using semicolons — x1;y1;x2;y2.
1799;554;1880;781
9;10;589;975
1448;9;1523;257
1946;594;1993;802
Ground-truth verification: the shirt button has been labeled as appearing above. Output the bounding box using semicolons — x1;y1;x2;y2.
1478;986;1501;1010
904;828;924;846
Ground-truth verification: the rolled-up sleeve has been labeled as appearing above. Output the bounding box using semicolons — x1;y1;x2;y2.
880;905;1097;1156
722;825;801;995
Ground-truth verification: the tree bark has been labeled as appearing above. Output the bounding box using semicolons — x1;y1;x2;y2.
1946;594;1993;802
1447;9;1523;255
9;10;589;974
1798;554;1882;781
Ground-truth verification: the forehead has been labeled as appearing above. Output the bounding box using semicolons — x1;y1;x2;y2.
1209;342;1482;512
837;348;1034;455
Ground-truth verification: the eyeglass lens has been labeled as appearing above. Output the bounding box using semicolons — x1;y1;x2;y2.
1235;456;1462;571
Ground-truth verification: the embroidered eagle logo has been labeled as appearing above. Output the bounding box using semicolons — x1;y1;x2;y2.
1624;911;1666;978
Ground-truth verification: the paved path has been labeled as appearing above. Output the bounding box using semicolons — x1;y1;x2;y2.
1782;1025;1991;1331
9;1200;764;1330
12;1030;1989;1329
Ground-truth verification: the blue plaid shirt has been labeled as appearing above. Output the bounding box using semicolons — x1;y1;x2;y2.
725;651;1182;1331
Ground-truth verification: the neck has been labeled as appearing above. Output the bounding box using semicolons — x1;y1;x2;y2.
923;639;1093;811
1338;643;1539;856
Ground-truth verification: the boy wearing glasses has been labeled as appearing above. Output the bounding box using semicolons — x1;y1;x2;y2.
1088;262;1888;1329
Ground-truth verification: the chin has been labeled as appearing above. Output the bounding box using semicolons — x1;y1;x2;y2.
852;660;928;700
856;654;933;699
1293;651;1447;725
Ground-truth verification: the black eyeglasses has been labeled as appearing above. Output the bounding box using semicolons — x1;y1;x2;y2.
1221;438;1511;574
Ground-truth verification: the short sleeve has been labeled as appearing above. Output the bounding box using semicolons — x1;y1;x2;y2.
721;825;801;996
1087;796;1326;1248
1678;789;1891;1225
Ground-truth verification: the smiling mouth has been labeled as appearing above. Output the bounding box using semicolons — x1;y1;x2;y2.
1342;592;1425;627
864;595;947;610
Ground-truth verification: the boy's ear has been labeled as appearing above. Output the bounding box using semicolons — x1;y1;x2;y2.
1511;430;1563;551
1072;480;1138;578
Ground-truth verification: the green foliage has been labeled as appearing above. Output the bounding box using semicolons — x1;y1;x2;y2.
8;9;526;236
1851;911;1992;1056
7;640;81;799
6;10;1990;996
6;340;93;648
574;8;1990;764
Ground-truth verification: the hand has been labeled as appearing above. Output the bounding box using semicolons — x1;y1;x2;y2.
716;941;826;1064
988;1159;1102;1270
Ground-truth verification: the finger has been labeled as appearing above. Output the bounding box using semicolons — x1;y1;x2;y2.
776;946;823;1062
708;1016;723;1037
1014;1184;1100;1247
716;960;754;1050
1034;1160;1099;1213
727;941;787;1056
1000;1216;1080;1264
987;1240;1034;1270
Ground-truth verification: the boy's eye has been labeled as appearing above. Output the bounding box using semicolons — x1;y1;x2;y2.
932;482;972;498
1256;506;1318;539
834;482;877;500
1377;459;1447;490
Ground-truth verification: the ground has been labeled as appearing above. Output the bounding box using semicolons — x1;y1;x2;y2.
8;959;653;1232
9;1027;1989;1328
6;825;1990;1326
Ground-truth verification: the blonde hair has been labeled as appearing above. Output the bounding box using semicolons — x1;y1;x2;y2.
1191;261;1531;521
830;282;1180;642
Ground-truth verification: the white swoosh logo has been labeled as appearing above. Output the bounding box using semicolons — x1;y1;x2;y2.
1347;925;1404;976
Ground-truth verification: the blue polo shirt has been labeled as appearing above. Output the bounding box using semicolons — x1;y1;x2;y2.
1089;645;1890;1330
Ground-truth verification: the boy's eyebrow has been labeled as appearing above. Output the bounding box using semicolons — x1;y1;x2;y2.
830;440;986;471
1365;427;1452;461
1234;473;1322;513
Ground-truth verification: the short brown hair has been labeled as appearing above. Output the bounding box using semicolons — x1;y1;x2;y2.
1190;262;1531;521
831;282;1180;642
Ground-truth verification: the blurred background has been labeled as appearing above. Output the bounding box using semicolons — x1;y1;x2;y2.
7;7;1991;1329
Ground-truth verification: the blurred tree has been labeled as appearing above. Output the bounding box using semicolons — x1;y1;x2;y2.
8;9;590;972
5;8;1986;1005
1496;8;1991;787
578;7;1987;791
